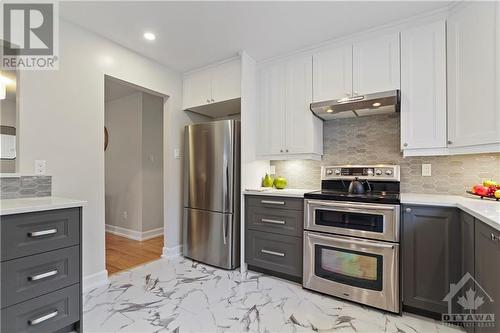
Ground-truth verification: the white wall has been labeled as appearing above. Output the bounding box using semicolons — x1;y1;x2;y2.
18;19;205;289
105;92;143;232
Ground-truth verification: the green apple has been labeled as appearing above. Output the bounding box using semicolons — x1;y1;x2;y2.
273;176;287;189
262;174;274;187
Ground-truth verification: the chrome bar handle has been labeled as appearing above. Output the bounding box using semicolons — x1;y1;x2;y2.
311;232;395;249
28;229;57;237
261;200;285;205
261;218;285;225
28;269;58;281
261;249;285;257
28;310;58;326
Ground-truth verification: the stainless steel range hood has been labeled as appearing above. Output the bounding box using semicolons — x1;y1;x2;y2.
310;90;400;120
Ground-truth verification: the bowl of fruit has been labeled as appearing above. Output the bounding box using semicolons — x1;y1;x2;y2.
467;180;500;201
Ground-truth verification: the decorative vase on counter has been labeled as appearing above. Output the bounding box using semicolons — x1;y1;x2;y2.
261;174;274;187
273;176;287;189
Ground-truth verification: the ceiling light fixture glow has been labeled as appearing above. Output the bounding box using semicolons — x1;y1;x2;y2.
326;109;334;113
372;102;382;107
143;32;156;41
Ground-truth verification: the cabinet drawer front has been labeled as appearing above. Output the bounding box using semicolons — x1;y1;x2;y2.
245;230;302;277
1;284;80;333
246;206;303;237
1;208;80;261
1;246;80;308
246;195;303;211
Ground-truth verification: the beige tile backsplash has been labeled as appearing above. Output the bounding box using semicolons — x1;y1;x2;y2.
271;114;500;195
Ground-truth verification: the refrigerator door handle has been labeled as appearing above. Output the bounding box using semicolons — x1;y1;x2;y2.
222;219;228;245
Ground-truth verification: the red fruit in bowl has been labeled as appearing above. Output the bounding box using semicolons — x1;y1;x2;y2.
473;185;490;196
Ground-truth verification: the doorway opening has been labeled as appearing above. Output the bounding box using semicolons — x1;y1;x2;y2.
104;75;165;275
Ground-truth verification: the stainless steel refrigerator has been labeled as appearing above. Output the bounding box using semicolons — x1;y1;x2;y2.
183;120;240;269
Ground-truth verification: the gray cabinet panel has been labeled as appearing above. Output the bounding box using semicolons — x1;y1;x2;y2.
246;195;303;211
1;284;80;333
402;205;461;315
475;220;500;333
246;205;303;237
1;208;80;261
1;246;80;308
245;230;302;278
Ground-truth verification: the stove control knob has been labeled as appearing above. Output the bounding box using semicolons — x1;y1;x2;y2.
366;169;374;176
326;169;333;175
385;169;393;176
334;169;341;175
375;169;383;176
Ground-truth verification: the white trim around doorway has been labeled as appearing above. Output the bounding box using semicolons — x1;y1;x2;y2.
105;224;164;241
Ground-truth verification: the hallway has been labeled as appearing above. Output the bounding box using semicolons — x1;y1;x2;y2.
105;233;163;275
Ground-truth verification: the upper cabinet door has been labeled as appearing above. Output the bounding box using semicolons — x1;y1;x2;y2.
448;2;499;148
353;33;400;95
211;59;241;103
312;45;353;102
183;69;212;109
257;63;286;155
401;20;447;150
285;55;321;154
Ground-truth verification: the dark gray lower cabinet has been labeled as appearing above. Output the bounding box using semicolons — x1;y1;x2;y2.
245;195;303;282
475;220;500;333
402;205;461;317
0;208;82;333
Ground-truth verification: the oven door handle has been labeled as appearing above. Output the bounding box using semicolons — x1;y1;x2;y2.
307;200;397;212
310;232;395;249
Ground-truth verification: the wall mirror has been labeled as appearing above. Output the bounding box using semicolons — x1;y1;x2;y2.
0;67;18;172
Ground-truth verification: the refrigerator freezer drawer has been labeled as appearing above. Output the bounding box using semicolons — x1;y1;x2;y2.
183;208;239;269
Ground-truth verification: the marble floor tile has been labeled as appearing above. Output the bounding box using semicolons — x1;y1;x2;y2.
83;257;464;333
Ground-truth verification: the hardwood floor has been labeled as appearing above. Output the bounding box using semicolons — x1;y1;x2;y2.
105;233;164;275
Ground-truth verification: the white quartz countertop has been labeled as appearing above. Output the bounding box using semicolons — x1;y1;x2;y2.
0;196;87;216
243;188;317;198
401;193;500;231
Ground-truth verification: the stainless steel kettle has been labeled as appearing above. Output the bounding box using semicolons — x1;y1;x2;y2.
348;177;366;194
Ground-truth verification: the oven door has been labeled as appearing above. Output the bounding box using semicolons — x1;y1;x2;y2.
304;199;400;242
303;231;400;313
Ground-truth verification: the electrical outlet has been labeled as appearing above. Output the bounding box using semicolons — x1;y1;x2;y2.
35;160;47;175
422;164;432;177
270;165;276;175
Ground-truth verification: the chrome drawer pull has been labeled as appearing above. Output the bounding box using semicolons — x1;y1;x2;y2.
261;218;285;225
261;249;285;257
261;200;285;205
28;310;58;326
28;269;58;281
28;229;57;237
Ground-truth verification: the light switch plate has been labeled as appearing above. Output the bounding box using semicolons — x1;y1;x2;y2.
35;160;47;175
174;148;181;160
422;164;432;177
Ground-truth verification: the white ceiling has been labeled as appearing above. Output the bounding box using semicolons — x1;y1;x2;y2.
61;1;450;73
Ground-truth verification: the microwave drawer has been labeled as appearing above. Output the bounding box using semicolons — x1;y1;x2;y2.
1;284;80;333
245;230;302;278
1;208;81;261
246;195;304;211
246;206;303;237
1;246;80;308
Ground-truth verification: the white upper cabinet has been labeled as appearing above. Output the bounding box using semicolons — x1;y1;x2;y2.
183;58;241;110
258;62;286;156
211;59;241;103
312;45;353;102
353;33;401;95
447;2;500;150
257;55;322;160
401;20;447;153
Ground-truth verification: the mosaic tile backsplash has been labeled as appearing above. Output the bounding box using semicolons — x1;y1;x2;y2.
271;114;500;195
0;176;52;199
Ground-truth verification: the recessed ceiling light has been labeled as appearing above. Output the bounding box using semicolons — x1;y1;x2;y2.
143;32;156;41
372;102;382;107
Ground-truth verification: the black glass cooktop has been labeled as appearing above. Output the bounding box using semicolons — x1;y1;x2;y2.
304;179;400;204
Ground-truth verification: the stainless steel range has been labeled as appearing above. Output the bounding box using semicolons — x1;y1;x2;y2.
303;165;401;313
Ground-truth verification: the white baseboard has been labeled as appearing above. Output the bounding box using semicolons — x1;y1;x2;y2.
162;245;182;258
83;270;109;292
105;224;163;241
